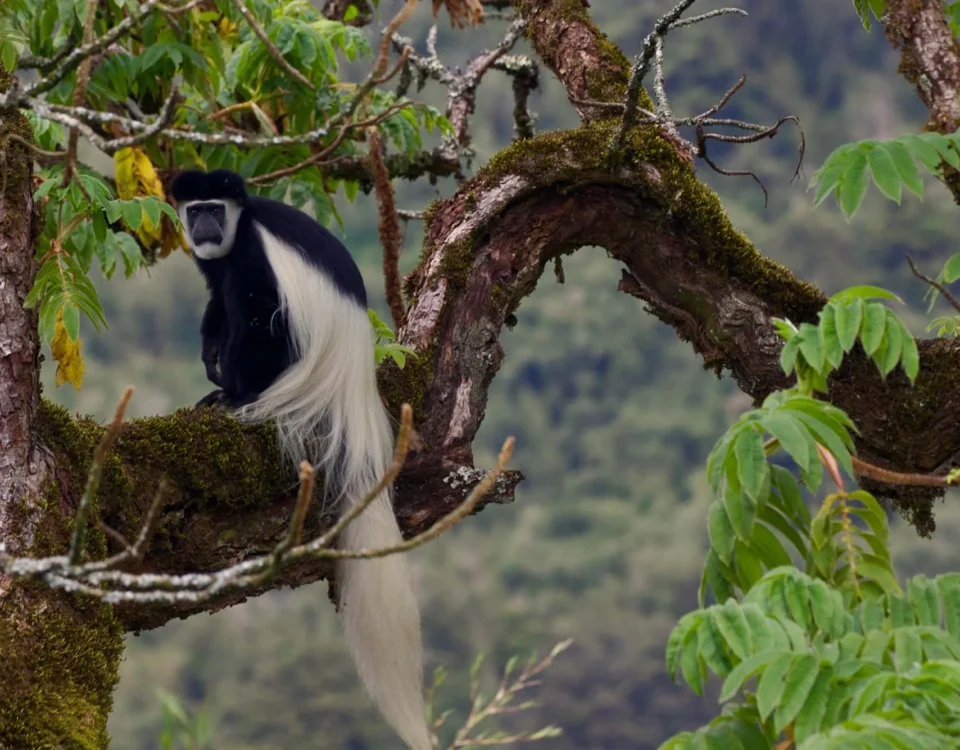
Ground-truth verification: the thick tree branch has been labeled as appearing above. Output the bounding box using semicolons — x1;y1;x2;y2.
31;400;520;632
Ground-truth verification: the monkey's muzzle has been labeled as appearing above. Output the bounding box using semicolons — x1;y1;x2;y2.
191;213;223;246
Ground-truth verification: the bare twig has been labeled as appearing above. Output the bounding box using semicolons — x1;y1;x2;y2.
62;0;100;190
232;0;316;91
610;0;700;161
93;479;169;572
368;127;407;328
246;101;411;185
393;18;528;167
906;253;960;315
1;133;67;165
851;456;960;489
695;114;805;205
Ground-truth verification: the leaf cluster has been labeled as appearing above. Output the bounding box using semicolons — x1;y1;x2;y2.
774;286;918;393
665;567;960;749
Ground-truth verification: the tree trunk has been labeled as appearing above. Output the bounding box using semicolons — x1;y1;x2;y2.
0;72;124;749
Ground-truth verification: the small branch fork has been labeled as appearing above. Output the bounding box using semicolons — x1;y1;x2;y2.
0;391;516;606
393;17;539;172
595;0;803;203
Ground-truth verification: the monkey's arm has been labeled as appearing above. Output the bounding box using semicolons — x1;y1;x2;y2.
201;295;225;387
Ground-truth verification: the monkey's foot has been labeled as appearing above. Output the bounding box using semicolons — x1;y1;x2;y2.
196;389;230;408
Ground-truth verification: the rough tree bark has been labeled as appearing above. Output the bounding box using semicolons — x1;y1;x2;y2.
0;72;124;748
4;0;960;746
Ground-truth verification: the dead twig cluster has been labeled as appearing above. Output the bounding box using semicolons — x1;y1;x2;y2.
596;0;804;204
393;17;538;174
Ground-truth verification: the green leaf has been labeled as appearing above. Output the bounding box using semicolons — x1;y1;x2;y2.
922;130;960;168
720;650;779;702
798;323;826;372
893;628;923;674
724;483;757;544
743;604;777;653
780;336;801;375
757;504;808;560
667;613;699;681
787;410;854;478
859;630;889;665
712;600;753;660
878;310;903;376
888;594;915;628
849;671;894;716
860;302;888;356
141;197;162;228
856;557;901;597
792;668;833;742
697;614;734;678
839;151;868;218
783;574;813;632
734;543;765;593
830;286;902;304
703;549;737;607
773;653;819;732
734;427;767;502
807;581;838;636
834;299;864;353
819;303;844;369
761;412;813;472
62;303;80;341
908;576;941;628
750;523;793;570
880;139;924;198
120;199;143;230
756;651;794;721
865;143;902;203
900;327;919;383
708;500;736;565
943;252;960;283
938;578;960;640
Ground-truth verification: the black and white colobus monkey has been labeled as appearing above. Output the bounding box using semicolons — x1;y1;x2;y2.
170;169;430;750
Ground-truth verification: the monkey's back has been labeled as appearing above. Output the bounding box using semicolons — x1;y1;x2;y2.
246;195;368;310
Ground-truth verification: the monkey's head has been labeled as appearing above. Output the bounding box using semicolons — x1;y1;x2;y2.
171;169;247;260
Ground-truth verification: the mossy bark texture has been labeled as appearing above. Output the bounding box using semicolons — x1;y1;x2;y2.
0;74;124;749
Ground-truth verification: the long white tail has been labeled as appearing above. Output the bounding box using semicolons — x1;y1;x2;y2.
236;224;430;750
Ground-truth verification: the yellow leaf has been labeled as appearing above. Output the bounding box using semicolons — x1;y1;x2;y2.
159;216;190;258
51;310;85;390
114;146;167;247
218;17;238;43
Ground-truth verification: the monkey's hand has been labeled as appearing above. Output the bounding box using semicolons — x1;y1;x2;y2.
202;342;222;387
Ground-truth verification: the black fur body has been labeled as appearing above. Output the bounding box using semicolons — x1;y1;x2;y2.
172;170;368;407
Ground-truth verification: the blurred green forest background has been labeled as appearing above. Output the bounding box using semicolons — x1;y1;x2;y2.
42;1;960;747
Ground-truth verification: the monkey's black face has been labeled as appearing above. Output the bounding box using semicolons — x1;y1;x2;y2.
187;203;226;245
178;198;242;260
